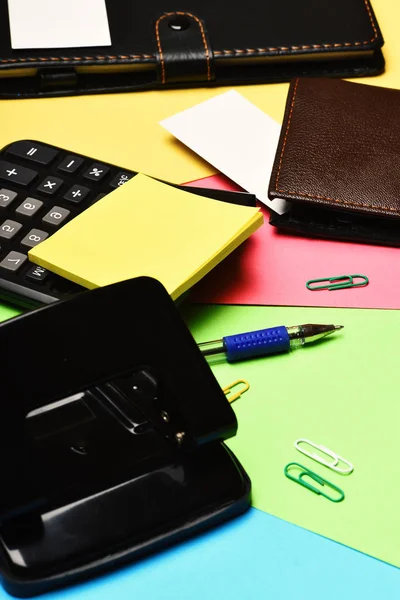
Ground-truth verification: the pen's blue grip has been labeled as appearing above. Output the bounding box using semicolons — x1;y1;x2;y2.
223;326;290;362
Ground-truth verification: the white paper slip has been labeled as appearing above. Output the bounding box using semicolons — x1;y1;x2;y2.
7;0;111;49
159;90;290;215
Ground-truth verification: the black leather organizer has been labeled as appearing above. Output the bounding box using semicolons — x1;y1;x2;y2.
0;0;384;98
0;277;251;597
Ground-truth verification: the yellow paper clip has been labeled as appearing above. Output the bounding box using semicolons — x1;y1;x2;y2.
222;379;250;403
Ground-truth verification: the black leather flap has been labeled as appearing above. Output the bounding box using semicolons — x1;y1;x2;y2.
155;12;215;84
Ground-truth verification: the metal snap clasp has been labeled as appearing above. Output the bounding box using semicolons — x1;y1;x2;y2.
168;16;190;31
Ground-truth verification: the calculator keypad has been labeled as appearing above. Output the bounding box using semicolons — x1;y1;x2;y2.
0;140;139;308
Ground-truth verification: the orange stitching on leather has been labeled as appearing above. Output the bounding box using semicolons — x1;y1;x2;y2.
274;77;300;194
363;0;379;39
213;36;376;55
274;78;400;215
0;54;155;64
155;15;166;84
155;12;211;84
0;0;379;67
186;12;211;81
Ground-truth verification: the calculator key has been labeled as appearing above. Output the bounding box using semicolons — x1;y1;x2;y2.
7;141;59;165
37;176;64;195
0;160;37;186
109;172;134;188
83;163;110;182
0;188;17;208
16;197;43;217
0;251;27;271
42;206;70;226
64;184;90;204
0;219;22;239
25;264;49;283
21;228;49;248
57;155;84;174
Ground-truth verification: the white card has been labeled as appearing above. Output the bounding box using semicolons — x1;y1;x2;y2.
160;90;290;215
7;0;111;49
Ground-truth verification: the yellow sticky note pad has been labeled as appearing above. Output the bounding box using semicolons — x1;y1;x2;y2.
29;175;263;300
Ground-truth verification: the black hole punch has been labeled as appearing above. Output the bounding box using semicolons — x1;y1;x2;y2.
168;16;190;31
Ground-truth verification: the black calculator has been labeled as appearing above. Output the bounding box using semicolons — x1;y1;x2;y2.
0;140;255;309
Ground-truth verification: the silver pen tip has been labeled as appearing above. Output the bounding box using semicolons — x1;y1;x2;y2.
334;325;344;330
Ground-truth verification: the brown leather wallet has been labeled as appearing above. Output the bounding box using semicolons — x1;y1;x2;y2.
268;77;400;246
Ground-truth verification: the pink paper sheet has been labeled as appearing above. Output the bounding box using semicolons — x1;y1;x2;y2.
185;175;399;309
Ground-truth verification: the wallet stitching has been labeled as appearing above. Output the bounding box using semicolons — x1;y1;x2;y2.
213;38;376;54
274;77;300;197
0;0;379;66
155;12;211;84
0;54;155;63
275;78;400;216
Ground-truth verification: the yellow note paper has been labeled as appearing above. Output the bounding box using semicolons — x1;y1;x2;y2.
29;175;263;299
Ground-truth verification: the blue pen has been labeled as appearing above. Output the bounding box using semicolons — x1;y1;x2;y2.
198;323;343;362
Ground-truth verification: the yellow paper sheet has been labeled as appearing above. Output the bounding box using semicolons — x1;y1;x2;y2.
29;174;263;299
0;1;394;184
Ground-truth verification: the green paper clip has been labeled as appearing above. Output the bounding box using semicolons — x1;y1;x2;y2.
284;462;345;503
306;274;369;291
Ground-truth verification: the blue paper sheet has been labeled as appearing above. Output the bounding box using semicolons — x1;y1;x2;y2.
2;509;398;600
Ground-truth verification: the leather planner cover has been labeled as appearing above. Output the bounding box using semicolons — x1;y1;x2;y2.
268;77;400;247
0;0;385;98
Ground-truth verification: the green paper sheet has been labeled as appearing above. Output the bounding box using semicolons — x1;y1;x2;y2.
0;304;20;323
183;303;400;568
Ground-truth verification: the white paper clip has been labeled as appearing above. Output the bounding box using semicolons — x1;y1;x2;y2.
294;438;354;475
